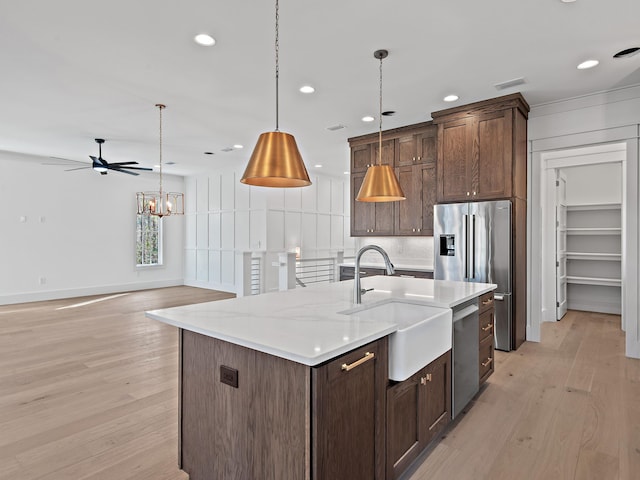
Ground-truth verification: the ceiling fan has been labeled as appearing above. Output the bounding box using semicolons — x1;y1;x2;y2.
47;139;152;176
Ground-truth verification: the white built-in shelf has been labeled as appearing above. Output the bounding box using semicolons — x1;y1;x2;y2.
566;227;621;236
566;276;622;287
566;203;622;212
566;252;621;261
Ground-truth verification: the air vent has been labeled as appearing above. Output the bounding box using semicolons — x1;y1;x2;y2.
494;77;526;91
327;124;346;131
614;47;640;58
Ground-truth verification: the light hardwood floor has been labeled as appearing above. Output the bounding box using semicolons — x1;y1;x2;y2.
1;288;638;479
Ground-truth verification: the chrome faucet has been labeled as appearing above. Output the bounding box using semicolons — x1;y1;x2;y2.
354;245;395;304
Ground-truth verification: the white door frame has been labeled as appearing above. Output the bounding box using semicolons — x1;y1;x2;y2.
529;139;639;358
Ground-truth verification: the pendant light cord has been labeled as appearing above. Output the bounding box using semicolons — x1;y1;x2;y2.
275;0;280;132
157;104;164;196
378;54;383;166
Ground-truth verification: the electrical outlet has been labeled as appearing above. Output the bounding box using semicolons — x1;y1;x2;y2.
220;365;238;388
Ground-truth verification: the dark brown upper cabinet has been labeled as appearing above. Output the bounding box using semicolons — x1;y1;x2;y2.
348;123;437;237
432;93;529;203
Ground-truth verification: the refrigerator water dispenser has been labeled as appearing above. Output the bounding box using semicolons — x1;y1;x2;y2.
439;234;456;256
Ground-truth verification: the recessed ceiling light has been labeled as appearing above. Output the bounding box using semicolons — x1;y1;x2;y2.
194;34;215;46
233;144;244;149
343;171;350;175
362;116;375;122
577;59;599;69
443;94;459;102
299;85;315;94
314;164;323;168
560;0;576;3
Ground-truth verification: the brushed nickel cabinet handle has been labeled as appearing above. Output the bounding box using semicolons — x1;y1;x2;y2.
482;323;493;332
481;358;493;368
482;298;494;305
342;352;375;372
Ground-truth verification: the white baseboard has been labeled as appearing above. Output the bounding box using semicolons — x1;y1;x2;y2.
0;279;184;306
567;301;622;315
183;279;237;295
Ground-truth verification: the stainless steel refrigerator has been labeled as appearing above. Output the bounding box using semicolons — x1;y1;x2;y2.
434;200;512;351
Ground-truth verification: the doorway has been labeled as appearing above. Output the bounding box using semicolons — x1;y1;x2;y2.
527;140;640;358
552;163;623;323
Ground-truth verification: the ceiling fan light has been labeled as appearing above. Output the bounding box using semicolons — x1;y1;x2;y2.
240;131;311;187
356;164;406;202
93;166;108;173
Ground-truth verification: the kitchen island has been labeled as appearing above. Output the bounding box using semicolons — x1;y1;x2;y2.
147;276;496;480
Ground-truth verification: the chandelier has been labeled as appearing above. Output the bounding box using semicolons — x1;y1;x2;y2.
136;104;184;217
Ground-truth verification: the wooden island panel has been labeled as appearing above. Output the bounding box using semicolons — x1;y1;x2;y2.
180;330;310;480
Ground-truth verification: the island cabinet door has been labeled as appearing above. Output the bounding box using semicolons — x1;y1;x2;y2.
386;351;452;480
311;338;388;480
386;371;423;480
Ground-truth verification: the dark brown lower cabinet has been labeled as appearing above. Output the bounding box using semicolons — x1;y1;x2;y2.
312;340;388;480
386;351;451;480
180;330;387;480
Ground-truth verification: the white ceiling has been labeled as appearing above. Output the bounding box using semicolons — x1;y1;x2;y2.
1;0;639;178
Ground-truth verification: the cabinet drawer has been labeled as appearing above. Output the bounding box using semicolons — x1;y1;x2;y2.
478;291;494;313
479;309;494;343
391;269;434;279
479;336;494;384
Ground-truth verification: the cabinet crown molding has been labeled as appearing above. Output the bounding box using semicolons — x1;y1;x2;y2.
431;92;530;123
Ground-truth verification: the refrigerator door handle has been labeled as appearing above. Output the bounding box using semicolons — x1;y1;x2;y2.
494;294;505;301
463;214;469;278
471;214;476;279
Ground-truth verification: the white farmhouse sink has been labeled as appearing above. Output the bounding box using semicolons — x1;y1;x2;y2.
340;301;452;381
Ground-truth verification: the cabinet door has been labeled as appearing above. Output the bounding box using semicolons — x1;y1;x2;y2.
395;165;423;235
386;372;423;480
351;173;375;235
372;138;396;167
474;109;513;200
417;127;437;166
437;118;472;202
422;164;436;236
396;134;418;167
422;351;452;445
352;143;373;172
374;200;395;235
312;339;388;480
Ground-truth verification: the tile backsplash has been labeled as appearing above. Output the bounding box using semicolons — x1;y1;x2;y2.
352;236;434;268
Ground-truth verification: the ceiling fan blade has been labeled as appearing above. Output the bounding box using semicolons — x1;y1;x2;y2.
118;166;153;171
64;166;92;171
108;166;139;176
109;161;139;166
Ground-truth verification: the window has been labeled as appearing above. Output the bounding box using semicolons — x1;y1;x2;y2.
136;214;162;266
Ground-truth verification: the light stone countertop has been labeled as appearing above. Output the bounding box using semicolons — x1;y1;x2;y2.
146;276;495;366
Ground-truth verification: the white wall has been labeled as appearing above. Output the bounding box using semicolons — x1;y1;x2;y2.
562;163;622;205
184;164;353;294
0;151;185;304
528;84;640;358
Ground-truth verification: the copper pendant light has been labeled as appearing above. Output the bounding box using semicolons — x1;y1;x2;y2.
240;0;311;188
356;50;405;203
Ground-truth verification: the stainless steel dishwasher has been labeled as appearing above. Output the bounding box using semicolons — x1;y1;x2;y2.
451;299;479;418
